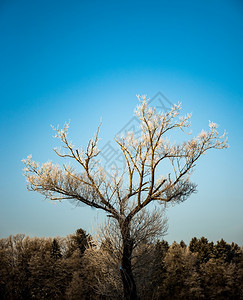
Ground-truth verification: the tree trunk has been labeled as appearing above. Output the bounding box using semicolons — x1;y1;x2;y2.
120;225;138;300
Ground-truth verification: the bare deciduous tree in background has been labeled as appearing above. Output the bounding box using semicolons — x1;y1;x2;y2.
23;95;228;299
84;207;168;298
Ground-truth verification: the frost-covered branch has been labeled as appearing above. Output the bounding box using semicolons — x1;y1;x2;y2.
23;95;228;227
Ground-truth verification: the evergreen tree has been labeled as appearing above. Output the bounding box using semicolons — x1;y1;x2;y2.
163;242;202;299
189;236;214;264
66;228;91;258
51;238;62;260
180;240;187;248
144;240;169;299
214;239;240;263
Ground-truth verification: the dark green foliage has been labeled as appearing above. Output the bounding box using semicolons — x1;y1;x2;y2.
180;240;187;248
189;236;214;264
162;242;201;299
51;238;62;260
214;238;241;263
66;228;91;258
144;240;169;299
0;233;242;299
73;229;90;254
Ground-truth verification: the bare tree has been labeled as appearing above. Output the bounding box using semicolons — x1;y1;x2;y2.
22;95;228;299
84;207;167;298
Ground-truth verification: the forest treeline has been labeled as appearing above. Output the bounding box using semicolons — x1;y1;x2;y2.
0;229;242;300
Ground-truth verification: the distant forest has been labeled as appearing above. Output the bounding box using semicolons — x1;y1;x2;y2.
0;229;242;299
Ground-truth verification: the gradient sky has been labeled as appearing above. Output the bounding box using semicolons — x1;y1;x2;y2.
0;0;242;245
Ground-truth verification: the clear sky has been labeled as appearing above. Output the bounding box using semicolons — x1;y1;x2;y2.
0;0;242;245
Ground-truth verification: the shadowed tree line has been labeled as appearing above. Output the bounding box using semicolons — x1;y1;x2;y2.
0;229;242;300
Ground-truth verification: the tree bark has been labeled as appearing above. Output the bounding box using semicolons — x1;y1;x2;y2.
120;224;138;300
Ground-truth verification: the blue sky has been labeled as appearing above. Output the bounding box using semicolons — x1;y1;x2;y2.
0;0;242;245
